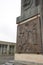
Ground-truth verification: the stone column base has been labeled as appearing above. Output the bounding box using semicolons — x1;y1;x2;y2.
15;53;43;63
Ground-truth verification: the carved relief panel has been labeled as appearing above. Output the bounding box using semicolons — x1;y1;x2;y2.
22;0;32;10
16;17;41;53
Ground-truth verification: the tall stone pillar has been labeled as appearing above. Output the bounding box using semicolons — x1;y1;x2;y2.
7;45;9;55
0;45;2;55
1;45;3;55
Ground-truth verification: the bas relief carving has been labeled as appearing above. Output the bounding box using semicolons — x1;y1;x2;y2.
22;0;40;10
35;0;40;6
22;0;32;10
16;17;41;53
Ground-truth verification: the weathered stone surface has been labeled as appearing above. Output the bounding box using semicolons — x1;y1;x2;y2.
16;17;42;53
16;0;40;24
16;0;43;54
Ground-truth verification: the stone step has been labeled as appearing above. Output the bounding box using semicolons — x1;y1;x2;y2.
15;54;43;63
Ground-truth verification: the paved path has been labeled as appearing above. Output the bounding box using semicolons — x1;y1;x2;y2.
1;60;43;65
14;60;43;65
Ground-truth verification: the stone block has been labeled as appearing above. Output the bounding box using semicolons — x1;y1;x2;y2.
16;16;42;53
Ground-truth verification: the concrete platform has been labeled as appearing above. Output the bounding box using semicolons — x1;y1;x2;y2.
15;54;43;64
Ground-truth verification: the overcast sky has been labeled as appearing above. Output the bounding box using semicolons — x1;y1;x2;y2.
0;0;21;43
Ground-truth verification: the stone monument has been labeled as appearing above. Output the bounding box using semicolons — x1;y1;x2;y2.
16;0;43;54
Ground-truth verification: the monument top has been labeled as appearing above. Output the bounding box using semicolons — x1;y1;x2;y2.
16;0;40;24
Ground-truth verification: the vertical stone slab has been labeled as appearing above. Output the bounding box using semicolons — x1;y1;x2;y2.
16;0;43;54
7;45;9;55
16;16;42;53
